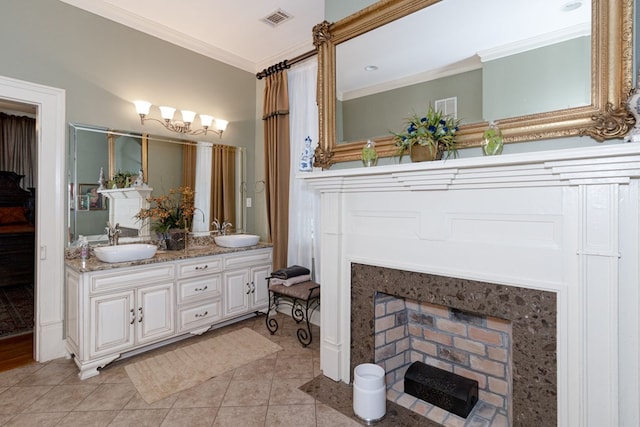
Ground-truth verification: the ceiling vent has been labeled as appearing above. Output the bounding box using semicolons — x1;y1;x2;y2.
262;9;293;27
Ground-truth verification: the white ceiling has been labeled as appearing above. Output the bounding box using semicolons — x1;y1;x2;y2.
59;0;326;74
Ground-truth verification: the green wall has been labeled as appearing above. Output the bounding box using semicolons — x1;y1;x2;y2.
483;37;591;120
0;0;259;233
341;70;482;142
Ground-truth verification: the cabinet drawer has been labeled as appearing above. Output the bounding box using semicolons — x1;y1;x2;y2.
177;256;222;278
90;264;175;294
178;300;222;332
223;249;272;269
177;274;222;304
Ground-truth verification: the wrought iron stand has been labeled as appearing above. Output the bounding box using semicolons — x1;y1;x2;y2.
265;279;320;347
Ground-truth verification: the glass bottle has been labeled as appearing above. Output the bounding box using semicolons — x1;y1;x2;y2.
482;121;504;156
361;140;378;167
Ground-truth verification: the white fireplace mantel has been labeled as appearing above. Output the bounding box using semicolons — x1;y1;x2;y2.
301;144;640;427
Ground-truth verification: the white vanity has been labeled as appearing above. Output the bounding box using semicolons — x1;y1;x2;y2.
65;245;272;379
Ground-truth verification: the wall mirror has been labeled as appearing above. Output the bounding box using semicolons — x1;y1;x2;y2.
313;0;634;168
68;124;246;246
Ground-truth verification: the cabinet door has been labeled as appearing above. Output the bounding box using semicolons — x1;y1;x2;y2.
223;269;250;317
136;282;175;345
250;264;271;310
90;290;135;358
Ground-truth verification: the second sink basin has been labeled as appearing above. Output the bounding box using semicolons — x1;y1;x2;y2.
94;243;158;263
214;234;260;248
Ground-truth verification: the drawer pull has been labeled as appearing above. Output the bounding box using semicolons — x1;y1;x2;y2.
250;281;255;294
195;311;209;318
195;265;208;270
245;283;251;295
138;307;143;323
130;308;135;325
194;285;208;292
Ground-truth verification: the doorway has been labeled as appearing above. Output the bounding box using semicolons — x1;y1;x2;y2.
0;75;67;364
0;101;37;368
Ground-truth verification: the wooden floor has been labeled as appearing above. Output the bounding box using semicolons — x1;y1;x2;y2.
0;333;34;372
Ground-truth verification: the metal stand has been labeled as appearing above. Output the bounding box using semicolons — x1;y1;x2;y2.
265;279;320;347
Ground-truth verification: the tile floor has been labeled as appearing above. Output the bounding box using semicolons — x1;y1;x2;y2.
0;314;362;427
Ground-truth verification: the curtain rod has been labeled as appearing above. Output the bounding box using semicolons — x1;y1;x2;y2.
255;49;317;80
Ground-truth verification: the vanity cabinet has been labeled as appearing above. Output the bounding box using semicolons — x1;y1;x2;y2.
222;250;272;318
65;246;272;380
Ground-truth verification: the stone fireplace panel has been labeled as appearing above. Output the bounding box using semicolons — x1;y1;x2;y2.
351;263;556;425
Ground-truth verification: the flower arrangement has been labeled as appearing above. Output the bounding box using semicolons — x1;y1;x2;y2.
135;186;196;233
393;107;462;160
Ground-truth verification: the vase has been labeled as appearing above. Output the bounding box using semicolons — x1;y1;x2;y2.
482;121;504;155
361;140;378;167
409;144;441;162
164;229;186;250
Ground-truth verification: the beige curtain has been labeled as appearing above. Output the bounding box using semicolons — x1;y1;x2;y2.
182;144;197;189
263;71;290;270
210;144;236;227
0;113;36;188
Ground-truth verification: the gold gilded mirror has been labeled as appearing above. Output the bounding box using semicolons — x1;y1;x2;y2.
313;0;634;168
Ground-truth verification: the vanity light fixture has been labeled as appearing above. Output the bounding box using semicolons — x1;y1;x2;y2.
133;101;228;138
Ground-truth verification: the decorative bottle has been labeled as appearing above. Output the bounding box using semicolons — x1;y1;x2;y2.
482;121;504;156
300;136;314;171
361;140;378;167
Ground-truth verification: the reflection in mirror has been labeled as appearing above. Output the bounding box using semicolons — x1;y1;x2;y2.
314;0;633;168
68;124;246;246
336;0;591;144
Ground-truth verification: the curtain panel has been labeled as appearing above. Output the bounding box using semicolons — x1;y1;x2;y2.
0;113;36;188
210;144;236;227
263;71;290;270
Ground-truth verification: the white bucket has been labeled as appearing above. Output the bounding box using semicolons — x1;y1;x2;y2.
353;363;386;422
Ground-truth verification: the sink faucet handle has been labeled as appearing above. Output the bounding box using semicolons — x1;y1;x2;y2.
212;218;221;235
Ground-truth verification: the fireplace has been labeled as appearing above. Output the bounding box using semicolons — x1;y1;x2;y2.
352;263;556;425
302;144;640;427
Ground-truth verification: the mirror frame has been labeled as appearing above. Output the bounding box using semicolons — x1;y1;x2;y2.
312;0;634;168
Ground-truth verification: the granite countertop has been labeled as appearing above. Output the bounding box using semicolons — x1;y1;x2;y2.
65;242;273;273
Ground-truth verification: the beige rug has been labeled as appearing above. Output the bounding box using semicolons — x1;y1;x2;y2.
125;327;282;403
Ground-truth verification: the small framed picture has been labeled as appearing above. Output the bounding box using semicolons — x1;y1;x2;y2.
79;184;106;210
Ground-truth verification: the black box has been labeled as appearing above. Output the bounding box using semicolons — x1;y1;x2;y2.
404;361;478;418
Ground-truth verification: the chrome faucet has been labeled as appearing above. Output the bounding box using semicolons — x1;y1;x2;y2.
105;222;121;246
212;218;233;235
221;220;233;235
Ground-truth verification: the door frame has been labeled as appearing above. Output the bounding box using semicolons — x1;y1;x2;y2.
0;75;66;362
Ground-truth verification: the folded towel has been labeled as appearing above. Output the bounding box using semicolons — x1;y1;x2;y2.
271;265;310;279
270;274;311;287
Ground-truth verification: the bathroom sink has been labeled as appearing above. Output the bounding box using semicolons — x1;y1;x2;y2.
93;243;158;263
214;234;260;248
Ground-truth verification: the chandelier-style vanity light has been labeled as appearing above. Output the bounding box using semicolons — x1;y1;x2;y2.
133;101;229;138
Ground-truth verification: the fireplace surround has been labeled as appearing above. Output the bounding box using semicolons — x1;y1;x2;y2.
352;263;556;424
301;144;640;427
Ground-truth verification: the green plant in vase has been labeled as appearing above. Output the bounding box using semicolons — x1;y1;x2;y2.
361;140;378;167
392;107;461;162
482;121;504;156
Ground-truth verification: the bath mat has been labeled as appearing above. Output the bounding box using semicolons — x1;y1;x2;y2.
125;327;282;403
